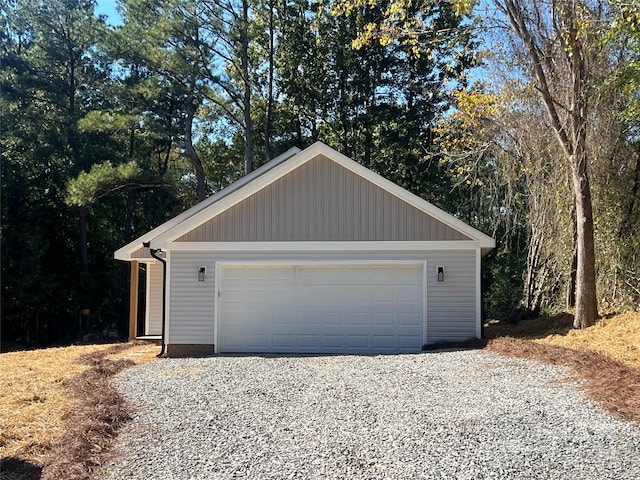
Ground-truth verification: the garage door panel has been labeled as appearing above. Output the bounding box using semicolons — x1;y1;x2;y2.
371;287;394;303
297;312;319;325
272;334;294;348
294;335;315;348
273;312;295;326
219;264;424;353
222;290;249;303
399;313;422;326
372;335;395;348
240;266;294;281
398;335;421;348
247;334;269;348
346;313;369;326
322;334;344;348
390;266;422;280
347;335;369;348
372;313;395;326
223;331;248;348
322;325;350;337
323;312;344;326
346;285;369;302
399;286;422;303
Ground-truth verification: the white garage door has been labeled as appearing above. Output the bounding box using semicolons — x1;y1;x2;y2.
218;264;424;353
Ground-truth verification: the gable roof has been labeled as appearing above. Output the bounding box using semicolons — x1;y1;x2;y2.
115;142;495;260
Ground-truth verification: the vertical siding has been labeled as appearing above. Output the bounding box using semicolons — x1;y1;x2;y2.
426;250;477;342
145;262;163;336
168;252;215;345
175;155;471;242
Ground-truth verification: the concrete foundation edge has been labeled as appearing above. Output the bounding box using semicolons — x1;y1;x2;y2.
165;344;215;357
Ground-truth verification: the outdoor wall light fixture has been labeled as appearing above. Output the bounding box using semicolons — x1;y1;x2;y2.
198;266;207;282
437;266;445;282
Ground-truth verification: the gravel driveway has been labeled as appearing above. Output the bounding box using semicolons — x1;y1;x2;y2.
101;350;640;479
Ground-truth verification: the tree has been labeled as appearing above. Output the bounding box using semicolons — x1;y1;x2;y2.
198;0;258;173
495;0;606;328
334;0;604;328
278;1;476;209
116;0;211;201
1;0;120;340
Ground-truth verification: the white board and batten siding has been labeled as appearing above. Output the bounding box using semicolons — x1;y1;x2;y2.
144;262;164;336
167;251;215;345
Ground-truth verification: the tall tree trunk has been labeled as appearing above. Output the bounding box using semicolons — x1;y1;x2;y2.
567;244;578;309
500;0;598;328
79;204;90;331
241;0;253;173
567;207;577;308
185;101;207;202
566;1;598;327
571;149;599;327
296;115;303;146
520;223;544;317
264;0;275;162
79;205;88;275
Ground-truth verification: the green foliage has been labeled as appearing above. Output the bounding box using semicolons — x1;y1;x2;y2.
277;0;477;207
484;248;526;320
65;161;141;206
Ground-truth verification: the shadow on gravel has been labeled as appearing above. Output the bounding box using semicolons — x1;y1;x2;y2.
0;456;43;480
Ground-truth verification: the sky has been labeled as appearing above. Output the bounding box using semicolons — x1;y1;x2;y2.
95;0;122;26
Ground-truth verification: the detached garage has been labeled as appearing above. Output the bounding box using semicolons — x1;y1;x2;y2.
115;142;495;356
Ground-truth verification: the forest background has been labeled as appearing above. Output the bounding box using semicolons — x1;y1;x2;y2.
1;0;639;346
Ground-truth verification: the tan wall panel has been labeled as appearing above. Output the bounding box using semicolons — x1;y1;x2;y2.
176;155;471;242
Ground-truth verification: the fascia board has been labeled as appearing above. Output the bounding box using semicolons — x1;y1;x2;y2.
113;146;301;259
166;240;482;251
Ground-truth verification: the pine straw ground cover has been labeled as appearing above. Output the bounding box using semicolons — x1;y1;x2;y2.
484;311;640;423
0;342;158;480
1;313;639;480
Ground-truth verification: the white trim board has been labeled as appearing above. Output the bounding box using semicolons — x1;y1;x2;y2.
167;241;482;252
